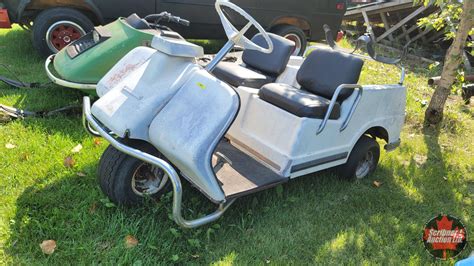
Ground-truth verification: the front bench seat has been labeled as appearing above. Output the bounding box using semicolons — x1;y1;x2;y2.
259;48;364;120
213;33;295;88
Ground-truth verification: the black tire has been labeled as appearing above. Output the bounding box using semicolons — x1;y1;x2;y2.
98;141;171;206
271;25;307;56
336;135;380;180
32;7;94;57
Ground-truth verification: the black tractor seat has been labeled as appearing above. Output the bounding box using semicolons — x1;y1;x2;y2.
124;13;152;30
258;48;364;120
213;33;295;88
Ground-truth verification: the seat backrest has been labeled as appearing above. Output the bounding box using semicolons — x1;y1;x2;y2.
242;33;295;76
296;49;364;101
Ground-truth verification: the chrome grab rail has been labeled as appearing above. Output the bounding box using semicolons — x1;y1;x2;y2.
45;55;97;90
399;66;406;85
83;96;235;228
316;84;363;135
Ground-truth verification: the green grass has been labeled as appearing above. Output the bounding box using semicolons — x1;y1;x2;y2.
0;26;473;264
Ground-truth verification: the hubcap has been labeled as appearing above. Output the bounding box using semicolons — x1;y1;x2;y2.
355;151;374;179
46;21;86;52
131;163;169;196
284;33;302;56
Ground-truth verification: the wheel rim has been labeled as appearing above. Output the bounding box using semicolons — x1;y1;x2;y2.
46;21;86;52
284;33;302;56
355;151;374;179
131;163;169;197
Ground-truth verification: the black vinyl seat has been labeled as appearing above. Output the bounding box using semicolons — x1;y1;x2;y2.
124;13;151;30
259;83;341;119
213;33;295;88
258;49;364;119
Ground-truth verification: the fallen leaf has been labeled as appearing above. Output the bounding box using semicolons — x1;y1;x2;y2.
171;254;180;262
5;143;16;149
373;181;383;188
20;152;30;161
413;154;427;166
89;202;97;214
93;138;102;146
39;240;57;255
125;235;139;248
76;172;87;177
71;144;83;153
63;156;75;168
97;241;111;251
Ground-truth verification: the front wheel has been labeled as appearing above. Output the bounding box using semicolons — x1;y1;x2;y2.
32;7;94;57
336;135;380;180
98;141;171;205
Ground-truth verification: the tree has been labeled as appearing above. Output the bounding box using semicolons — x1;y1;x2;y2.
419;0;474;125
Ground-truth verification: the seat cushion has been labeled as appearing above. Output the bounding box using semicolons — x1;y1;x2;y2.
297;49;364;101
258;83;340;119
242;33;295;76
213;62;275;88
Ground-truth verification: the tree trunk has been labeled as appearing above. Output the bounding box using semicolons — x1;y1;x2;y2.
424;0;474;125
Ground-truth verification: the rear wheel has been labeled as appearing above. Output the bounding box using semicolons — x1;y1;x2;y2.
98;141;171;205
337;135;380;180
32;7;94;57
271;25;307;56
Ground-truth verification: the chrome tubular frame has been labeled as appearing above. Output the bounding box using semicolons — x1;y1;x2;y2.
316;84;363;135
83;97;235;228
45;55;97;90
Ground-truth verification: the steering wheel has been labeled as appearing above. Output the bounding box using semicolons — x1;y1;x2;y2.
215;0;273;54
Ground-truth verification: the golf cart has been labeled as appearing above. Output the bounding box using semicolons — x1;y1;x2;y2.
45;12;190;95
83;0;406;228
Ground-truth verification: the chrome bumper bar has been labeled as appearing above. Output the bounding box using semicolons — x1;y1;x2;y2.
45;55;97;90
82;96;234;228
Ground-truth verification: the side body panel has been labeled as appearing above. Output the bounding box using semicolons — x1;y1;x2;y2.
227;84;406;177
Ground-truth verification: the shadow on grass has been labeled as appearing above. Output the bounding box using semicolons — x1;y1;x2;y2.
6;152;470;264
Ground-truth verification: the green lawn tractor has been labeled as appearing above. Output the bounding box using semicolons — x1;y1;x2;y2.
45;12;189;95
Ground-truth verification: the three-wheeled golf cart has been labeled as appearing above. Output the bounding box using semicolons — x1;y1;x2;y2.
45;12;190;95
83;0;406;228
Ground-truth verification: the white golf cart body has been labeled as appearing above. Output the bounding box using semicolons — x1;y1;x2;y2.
83;0;406;228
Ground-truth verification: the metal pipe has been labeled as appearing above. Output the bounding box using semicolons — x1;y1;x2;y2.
316;84;363;135
428;75;474;86
340;87;363;132
83;97;234;228
399;66;406;85
205;40;235;73
45;55;97;90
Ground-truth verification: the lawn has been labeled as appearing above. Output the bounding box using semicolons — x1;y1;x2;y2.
0;26;473;264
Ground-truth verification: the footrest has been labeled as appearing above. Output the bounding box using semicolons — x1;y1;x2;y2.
212;141;288;198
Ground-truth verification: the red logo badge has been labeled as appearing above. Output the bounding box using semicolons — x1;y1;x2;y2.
423;214;467;260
